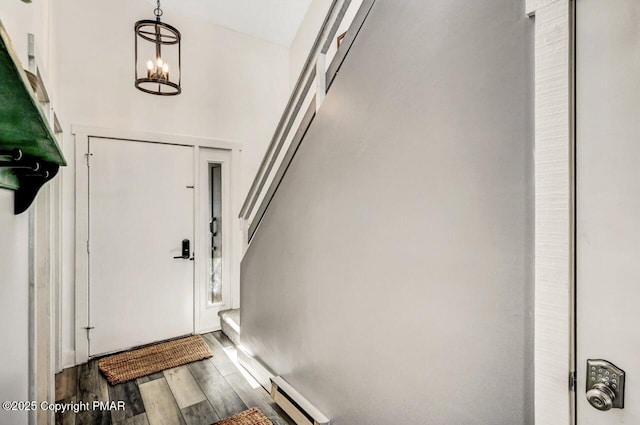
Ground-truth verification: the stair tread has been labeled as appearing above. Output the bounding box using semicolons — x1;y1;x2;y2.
218;309;240;326
218;309;240;346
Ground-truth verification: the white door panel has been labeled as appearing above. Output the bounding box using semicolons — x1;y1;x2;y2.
89;137;194;356
577;0;640;422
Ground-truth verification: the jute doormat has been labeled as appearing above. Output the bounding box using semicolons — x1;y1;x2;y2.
98;335;213;385
213;408;273;425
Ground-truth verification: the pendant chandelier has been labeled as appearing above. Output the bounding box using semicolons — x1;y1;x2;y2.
134;0;181;96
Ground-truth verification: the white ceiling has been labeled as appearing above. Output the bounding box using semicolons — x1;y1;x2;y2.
143;0;313;47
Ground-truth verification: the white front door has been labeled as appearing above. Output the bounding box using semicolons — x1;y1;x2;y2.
577;0;640;422
88;137;195;356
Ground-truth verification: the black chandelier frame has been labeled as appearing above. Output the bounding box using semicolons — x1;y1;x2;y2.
134;2;182;96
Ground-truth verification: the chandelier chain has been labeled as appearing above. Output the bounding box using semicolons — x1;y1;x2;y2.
154;0;163;18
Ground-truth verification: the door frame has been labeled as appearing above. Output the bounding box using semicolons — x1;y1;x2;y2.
526;0;576;424
73;125;242;364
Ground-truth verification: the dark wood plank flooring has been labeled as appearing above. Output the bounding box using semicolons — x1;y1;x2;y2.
55;332;294;425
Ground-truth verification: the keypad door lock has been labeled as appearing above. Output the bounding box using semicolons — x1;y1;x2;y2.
173;239;191;260
586;359;625;411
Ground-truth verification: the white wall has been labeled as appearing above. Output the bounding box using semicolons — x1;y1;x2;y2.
241;0;534;423
0;1;52;71
54;0;289;197
0;3;53;424
0;192;30;425
52;0;291;367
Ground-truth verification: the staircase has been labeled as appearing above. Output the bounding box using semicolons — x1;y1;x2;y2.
218;308;240;345
238;0;375;243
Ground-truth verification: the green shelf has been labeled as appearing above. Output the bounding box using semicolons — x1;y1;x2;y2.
0;21;66;213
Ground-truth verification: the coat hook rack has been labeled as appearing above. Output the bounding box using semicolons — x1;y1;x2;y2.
0;23;66;214
0;148;23;161
13;169;50;179
10;158;59;213
0;161;40;171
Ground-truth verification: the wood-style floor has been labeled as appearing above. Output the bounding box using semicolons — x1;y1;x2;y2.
54;332;295;425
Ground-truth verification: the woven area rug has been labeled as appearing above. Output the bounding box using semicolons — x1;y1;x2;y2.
98;335;213;385
213;408;273;425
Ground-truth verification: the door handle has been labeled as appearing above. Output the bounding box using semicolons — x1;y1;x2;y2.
586;359;625;411
173;239;191;259
210;218;218;236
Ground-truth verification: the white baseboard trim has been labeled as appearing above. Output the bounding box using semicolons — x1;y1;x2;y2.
236;345;275;391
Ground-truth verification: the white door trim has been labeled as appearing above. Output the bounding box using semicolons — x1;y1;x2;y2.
73;125;241;364
526;1;575;424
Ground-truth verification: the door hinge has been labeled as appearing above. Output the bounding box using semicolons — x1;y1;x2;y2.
86;240;90;254
83;326;95;340
85;152;93;167
569;371;577;392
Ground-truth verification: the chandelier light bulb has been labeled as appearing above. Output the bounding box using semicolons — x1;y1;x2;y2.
162;63;169;73
147;60;154;70
157;58;163;68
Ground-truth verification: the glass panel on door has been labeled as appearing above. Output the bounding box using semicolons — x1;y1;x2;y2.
209;164;223;304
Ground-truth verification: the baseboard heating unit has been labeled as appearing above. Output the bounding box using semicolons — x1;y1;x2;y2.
270;376;330;425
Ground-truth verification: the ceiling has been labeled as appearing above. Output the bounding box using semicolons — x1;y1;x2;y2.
143;0;313;47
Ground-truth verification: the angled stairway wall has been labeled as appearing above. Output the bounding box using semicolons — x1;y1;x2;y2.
241;1;534;424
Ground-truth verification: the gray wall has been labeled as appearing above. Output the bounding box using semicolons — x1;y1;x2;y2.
241;1;533;424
